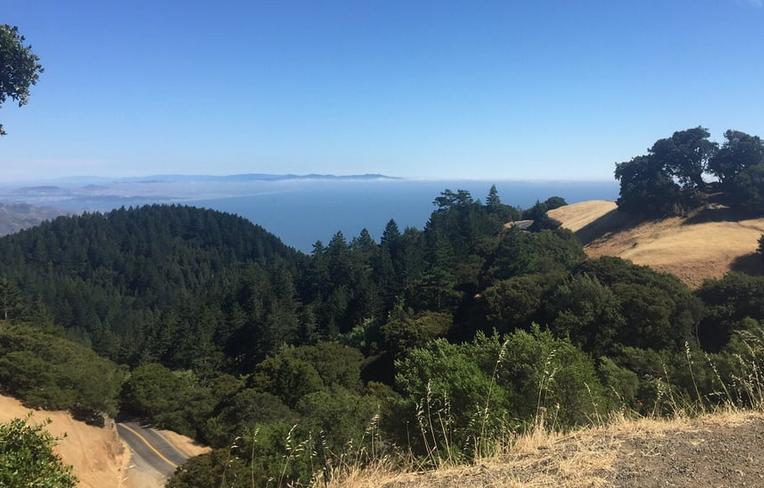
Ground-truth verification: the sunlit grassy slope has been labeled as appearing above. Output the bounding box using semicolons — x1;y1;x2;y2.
548;200;764;287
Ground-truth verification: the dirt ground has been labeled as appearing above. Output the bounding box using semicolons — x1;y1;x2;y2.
372;411;764;488
0;394;129;488
548;200;764;287
156;427;211;457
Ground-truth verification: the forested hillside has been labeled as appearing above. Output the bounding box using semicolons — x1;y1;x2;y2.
0;205;296;365
0;173;763;487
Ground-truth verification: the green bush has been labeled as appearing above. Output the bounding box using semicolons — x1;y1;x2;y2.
120;363;218;436
394;327;607;456
697;273;764;351
0;324;123;419
487;228;585;281
480;274;548;333
202;389;296;447
0;417;77;488
382;310;452;359
544;274;623;356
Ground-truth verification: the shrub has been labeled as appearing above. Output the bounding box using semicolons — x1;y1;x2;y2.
382;310;452;359
120;363;217;436
201;389;295;447
480;274;548;333
577;257;702;350
697;273;764;351
544;273;623;356
0;417;77;488
394;327;607;456
487;228;585;281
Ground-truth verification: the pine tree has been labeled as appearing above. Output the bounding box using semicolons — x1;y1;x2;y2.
0;277;24;321
486;184;501;208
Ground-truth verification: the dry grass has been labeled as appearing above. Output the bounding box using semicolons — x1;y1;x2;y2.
548;200;764;287
155;428;211;457
320;410;763;488
0;394;129;488
547;200;617;233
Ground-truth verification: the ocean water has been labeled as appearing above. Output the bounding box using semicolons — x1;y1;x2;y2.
189;180;618;251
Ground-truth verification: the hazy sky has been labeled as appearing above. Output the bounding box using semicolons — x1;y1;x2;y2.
1;0;763;181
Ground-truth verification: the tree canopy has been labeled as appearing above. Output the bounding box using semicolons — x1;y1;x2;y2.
615;127;764;216
0;25;43;136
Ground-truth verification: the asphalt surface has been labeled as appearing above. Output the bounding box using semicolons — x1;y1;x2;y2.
117;422;190;478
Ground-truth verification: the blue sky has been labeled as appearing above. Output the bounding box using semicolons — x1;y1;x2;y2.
1;0;763;181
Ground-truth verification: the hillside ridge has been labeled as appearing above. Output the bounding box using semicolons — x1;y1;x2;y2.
548;200;764;286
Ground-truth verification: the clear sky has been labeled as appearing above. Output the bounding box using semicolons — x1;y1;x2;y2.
1;0;763;181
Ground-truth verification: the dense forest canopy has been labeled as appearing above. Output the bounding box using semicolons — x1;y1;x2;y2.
1;178;763;487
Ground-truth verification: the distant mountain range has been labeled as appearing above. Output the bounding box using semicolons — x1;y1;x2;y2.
0;203;67;236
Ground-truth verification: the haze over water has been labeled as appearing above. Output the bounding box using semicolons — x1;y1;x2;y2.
190;179;617;250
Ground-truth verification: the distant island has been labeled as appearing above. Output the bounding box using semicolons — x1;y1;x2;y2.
48;173;401;185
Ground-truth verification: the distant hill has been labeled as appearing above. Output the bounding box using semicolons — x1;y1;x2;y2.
548;200;764;286
0;202;66;236
0;205;296;362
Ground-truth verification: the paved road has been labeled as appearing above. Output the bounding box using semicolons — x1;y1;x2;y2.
117;422;190;478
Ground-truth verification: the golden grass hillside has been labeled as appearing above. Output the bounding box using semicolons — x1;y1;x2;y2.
547;200;764;287
0;394;129;488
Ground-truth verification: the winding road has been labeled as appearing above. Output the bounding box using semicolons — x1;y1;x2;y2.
117;422;191;482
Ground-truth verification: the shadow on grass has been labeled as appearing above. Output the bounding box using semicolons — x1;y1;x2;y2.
730;253;764;277
568;209;643;246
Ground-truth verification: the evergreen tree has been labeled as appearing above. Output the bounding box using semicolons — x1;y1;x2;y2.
486;184;501;208
0;277;24;321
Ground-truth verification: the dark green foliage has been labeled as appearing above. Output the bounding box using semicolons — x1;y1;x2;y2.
202;389;295;447
120;363;220;437
0;418;76;488
544;274;623;356
479;274;549;333
382;309;452;359
0;25;43;136
616;127;764;216
697;273;764;351
521;196;567;223
394;336;504;451
251;342;365;408
0;205;294;364
708;130;764;184
728;163;764;214
0;324;122;418
0;277;25;321
575;257;702;350
615;155;684;215
394;328;606;454
497;326;607;427
487;228;585;281
615;128;716;216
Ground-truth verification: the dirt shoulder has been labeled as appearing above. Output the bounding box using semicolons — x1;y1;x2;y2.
0;394;129;488
371;411;764;488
